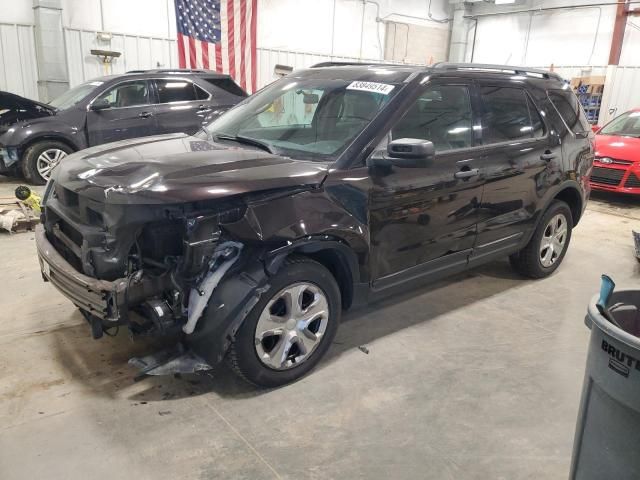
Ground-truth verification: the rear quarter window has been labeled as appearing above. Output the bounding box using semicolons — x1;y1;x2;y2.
201;77;247;97
548;90;590;134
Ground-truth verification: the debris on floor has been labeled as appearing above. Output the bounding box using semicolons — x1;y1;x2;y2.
0;186;41;233
358;345;370;355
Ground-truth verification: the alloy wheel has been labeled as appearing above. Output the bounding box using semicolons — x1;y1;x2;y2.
254;282;329;370
36;148;67;181
539;213;568;268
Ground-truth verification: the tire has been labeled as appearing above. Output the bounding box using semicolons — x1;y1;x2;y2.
21;141;72;185
509;200;573;279
228;256;341;388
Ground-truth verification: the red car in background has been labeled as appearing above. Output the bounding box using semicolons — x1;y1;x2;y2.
591;109;640;193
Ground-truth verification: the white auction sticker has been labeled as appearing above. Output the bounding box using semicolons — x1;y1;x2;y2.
346;81;395;95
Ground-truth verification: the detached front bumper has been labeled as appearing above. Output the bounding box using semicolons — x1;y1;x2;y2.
36;224;127;321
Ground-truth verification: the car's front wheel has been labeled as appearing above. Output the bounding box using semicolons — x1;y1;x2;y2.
509;200;573;278
228;256;341;387
21;140;72;185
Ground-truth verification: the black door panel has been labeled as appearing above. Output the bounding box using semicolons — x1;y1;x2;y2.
369;149;484;281
152;79;213;135
86;80;157;145
473;83;561;254
368;82;483;282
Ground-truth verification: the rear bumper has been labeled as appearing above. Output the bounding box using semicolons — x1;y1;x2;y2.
36;224;126;320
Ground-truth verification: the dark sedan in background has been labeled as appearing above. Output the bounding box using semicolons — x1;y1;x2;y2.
0;69;246;184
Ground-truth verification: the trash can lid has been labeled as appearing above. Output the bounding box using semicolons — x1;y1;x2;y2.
588;291;640;351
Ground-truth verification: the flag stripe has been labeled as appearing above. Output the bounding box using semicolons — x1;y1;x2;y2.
201;41;209;69
220;0;230;74
227;0;236;80
239;0;247;91
215;43;223;73
194;39;203;69
250;0;257;92
177;33;187;68
175;0;257;92
244;3;252;93
188;36;197;68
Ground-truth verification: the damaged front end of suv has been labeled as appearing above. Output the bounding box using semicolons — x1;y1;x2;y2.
35;133;363;382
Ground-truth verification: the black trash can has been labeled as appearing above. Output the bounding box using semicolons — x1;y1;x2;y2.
570;290;640;480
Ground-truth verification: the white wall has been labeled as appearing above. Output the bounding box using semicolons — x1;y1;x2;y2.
466;0;640;68
62;0;176;38
0;0;33;24
258;0;450;59
0;0;176;36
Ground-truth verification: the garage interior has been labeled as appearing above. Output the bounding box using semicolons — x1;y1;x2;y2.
2;1;640;479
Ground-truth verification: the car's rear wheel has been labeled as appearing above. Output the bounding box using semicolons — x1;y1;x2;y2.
228;256;341;388
21;141;72;185
509;200;573;278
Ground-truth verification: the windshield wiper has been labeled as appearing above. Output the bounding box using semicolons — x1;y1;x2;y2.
213;134;275;154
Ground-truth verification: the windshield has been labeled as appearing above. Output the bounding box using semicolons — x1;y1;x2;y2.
599;111;640;138
204;77;401;161
49;81;104;110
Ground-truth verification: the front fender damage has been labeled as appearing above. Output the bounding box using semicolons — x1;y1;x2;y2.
129;187;362;378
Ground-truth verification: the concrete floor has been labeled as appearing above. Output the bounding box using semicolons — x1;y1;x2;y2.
1;174;639;479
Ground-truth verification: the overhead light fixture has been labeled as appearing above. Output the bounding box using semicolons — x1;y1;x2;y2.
495;0;516;4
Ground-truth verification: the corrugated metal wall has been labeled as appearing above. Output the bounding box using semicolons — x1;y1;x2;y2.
599;66;640;125
63;28;178;86
0;23;39;99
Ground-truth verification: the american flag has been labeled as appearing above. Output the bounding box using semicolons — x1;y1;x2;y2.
175;0;257;93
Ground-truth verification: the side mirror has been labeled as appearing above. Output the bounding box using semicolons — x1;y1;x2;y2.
367;138;435;169
591;125;601;134
90;99;111;111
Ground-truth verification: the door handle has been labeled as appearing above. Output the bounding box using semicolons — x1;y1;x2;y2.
540;150;557;161
454;168;480;179
198;105;211;111
138;111;153;118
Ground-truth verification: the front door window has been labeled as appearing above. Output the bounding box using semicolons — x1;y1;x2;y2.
95;81;150;108
392;85;474;151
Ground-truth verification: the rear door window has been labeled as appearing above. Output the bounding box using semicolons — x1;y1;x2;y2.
194;84;210;100
479;86;544;144
155;79;198;103
548;90;590;134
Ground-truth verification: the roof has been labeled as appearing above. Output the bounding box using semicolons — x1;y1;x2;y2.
308;61;561;81
124;69;231;77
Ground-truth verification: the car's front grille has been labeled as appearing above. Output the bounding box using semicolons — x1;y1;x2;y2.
625;173;640;188
590;166;626;186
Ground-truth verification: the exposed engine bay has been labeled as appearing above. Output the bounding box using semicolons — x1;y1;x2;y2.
37;182;294;375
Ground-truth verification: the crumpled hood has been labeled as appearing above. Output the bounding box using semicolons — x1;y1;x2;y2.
595;134;640;163
0;90;56;132
52;133;329;204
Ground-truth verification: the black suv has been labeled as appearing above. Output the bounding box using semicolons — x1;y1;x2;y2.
35;62;593;387
0;69;246;184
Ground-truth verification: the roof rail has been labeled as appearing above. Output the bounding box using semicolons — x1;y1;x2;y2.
432;62;561;80
125;68;213;74
310;61;412;68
